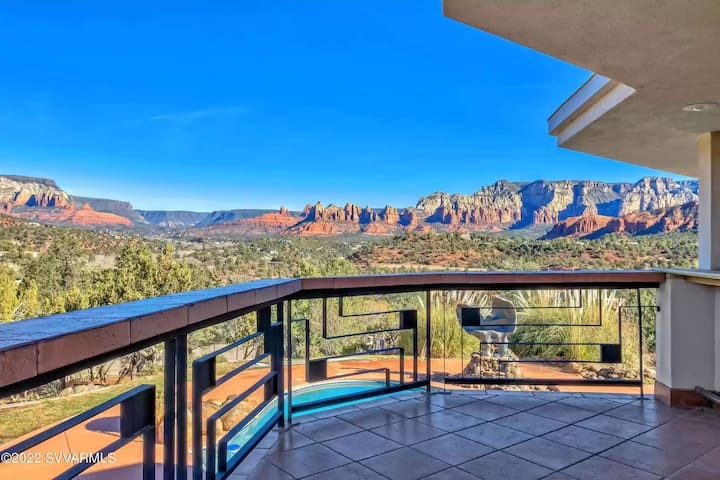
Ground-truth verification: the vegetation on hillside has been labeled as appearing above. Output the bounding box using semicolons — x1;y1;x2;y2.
352;231;697;271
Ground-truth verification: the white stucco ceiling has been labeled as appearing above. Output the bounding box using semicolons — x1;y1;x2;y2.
443;0;720;177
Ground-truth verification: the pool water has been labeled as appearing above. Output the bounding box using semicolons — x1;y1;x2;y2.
218;380;397;464
292;379;393;413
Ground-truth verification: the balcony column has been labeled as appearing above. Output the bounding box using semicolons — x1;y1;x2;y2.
655;275;718;405
654;133;720;406
698;132;720;270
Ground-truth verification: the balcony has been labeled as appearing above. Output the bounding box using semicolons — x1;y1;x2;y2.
1;271;719;479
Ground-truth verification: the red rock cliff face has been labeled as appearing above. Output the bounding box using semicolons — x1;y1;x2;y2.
619;177;698;216
1;175;71;208
293;221;338;236
533;206;559;225
13;204;133;227
1;176;134;227
381;206;400;224
304;202;369;223
302;202;400;225
3;173;699;238
415;178;696;229
239;207;300;228
542;213;615;239
619;202;698;234
221;182;698;239
399;209;418;226
286;202;405;236
543;202;698;239
188;207;303;236
417;181;523;227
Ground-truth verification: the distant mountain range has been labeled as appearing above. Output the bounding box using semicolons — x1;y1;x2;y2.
0;174;699;239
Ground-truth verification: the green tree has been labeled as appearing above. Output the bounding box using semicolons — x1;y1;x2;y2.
0;268;19;322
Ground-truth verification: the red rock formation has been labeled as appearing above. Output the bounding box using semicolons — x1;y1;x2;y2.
1;175;71;208
304;202;362;223
13;204;134;226
533;207;559;225
195;207;302;235
544;202;698;239
400;209;418;226
239;208;299;228
380;206;400;224
301;202;402;227
416;178;696;229
69;204;133;226
278;202;406;236
418;180;524;227
543;213;615;239
435;206;460;225
362;223;396;236
360;206;377;223
12;190;68;207
345;203;362;223
620;202;698;234
294;221;339;236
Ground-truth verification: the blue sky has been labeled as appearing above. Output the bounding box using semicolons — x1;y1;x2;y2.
0;1;688;212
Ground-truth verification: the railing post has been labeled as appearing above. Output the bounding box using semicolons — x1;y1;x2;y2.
176;334;188;479
257;306;272;352
164;338;177;480
163;334;188;480
120;386;157;480
425;290;432;392
286;301;293;426
144;425;157;480
192;355;216;480
276;304;285;428
637;288;645;399
205;420;217;480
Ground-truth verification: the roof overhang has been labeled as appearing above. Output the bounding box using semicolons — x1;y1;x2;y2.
443;0;720;177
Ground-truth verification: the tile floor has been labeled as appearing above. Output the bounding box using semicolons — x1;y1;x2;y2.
228;390;720;480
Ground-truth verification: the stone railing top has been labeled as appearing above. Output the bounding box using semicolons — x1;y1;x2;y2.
0;279;301;388
0;270;665;391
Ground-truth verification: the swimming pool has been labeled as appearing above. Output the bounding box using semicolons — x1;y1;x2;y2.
215;379;399;467
291;379;394;412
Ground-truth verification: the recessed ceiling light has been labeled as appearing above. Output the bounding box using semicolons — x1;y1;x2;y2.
683;102;720;112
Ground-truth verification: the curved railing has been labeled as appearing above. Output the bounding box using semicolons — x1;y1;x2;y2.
0;270;665;479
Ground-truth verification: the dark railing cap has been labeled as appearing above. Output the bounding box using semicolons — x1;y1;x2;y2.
0;270;665;391
0;279;300;389
299;270;665;295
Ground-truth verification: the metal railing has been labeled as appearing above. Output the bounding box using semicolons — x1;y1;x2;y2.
285;298;424;423
0;271;664;479
0;384;156;480
191;308;283;480
445;287;654;397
